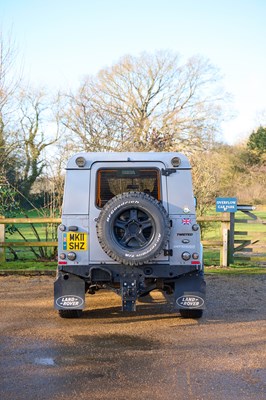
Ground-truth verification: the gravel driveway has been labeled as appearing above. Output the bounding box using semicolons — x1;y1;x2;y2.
0;274;265;400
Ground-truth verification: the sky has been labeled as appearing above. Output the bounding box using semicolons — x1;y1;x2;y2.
1;0;266;144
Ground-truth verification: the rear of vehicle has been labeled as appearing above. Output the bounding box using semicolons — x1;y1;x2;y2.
54;152;206;318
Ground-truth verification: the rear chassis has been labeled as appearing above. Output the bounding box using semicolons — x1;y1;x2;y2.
54;263;206;313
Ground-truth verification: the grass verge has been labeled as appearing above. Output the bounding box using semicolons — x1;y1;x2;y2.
205;265;266;275
0;261;57;272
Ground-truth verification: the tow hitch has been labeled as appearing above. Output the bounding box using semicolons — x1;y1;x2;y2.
120;274;138;312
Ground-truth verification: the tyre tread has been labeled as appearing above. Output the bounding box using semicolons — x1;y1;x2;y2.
96;191;170;266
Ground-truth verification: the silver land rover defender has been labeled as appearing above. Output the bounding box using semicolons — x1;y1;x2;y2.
54;152;206;318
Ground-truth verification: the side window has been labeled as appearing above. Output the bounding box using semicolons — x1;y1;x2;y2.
96;168;161;208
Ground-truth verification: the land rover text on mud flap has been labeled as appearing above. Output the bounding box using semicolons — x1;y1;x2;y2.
54;152;206;318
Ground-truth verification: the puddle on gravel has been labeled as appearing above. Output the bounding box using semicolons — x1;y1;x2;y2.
34;357;55;366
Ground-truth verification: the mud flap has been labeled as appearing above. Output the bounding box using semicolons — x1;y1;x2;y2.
174;273;206;310
54;273;85;310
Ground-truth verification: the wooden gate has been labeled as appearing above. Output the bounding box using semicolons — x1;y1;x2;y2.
230;205;266;266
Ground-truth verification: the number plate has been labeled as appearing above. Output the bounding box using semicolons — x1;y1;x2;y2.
63;232;88;251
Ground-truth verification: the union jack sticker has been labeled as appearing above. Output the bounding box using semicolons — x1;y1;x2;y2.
182;218;191;225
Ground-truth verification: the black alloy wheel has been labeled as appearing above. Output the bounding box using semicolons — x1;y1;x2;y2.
96;192;170;266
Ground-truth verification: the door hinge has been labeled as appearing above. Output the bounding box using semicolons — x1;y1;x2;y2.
161;168;177;176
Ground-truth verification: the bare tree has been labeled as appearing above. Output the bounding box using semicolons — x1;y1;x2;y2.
0;32;20;109
16;87;59;198
0;31;60;203
0;32;21;177
62;51;227;153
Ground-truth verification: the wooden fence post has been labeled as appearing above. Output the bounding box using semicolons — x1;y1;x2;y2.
228;212;235;265
220;214;230;267
0;216;5;263
220;228;228;267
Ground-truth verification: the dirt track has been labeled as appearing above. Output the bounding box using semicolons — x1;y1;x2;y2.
0;274;265;400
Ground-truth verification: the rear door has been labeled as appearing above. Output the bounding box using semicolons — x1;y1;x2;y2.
89;161;168;263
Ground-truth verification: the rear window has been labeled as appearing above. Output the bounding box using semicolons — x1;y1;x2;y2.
96;168;161;208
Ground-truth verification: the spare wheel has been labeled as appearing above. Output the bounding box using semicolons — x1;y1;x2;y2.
96;192;170;266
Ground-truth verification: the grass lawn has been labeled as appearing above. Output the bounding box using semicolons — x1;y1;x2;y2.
4;208;58;261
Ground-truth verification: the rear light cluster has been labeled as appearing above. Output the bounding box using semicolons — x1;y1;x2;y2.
181;252;199;261
181;252;191;261
67;252;76;261
180;222;200;262
59;224;80;262
59;252;76;261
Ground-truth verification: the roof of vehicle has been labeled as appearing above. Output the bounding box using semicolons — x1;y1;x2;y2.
66;152;191;169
